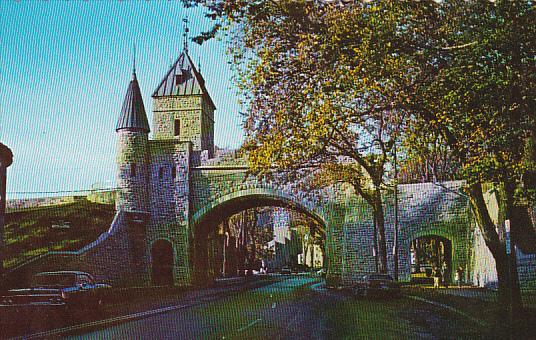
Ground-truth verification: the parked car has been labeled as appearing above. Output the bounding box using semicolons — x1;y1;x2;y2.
0;271;111;310
353;273;401;298
280;266;292;275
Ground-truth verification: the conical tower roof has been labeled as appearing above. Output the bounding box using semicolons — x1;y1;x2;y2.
116;72;150;133
152;50;215;110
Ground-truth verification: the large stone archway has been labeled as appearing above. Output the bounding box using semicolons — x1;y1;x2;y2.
189;188;331;285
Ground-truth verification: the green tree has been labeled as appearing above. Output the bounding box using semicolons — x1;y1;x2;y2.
185;0;535;313
186;0;426;274
406;1;535;315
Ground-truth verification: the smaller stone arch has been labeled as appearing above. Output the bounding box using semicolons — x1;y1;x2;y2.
151;239;175;286
405;233;455;284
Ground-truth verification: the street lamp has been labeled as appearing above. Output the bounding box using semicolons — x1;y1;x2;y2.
393;142;399;281
0;143;14;291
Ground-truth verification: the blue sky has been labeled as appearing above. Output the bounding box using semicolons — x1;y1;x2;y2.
0;1;243;199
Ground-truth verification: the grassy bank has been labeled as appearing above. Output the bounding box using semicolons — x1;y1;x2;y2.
3;199;115;269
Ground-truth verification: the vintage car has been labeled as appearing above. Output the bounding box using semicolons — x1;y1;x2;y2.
280;266;292;275
353;273;401;298
0;271;111;309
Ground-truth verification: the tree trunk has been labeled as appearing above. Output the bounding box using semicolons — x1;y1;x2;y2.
433;238;440;267
503;181;523;313
466;182;522;313
495;253;512;312
310;241;315;269
222;219;229;277
248;209;257;275
374;186;388;274
414;240;421;272
393;176;399;280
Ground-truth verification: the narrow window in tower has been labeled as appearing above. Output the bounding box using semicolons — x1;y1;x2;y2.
172;166;176;180
158;167;164;180
174;119;180;137
131;163;136;177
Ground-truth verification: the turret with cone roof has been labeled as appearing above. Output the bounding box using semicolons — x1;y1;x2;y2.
115;56;150;213
116;62;150;133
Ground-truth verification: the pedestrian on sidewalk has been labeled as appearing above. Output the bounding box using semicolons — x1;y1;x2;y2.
455;266;464;287
433;267;441;289
441;262;449;288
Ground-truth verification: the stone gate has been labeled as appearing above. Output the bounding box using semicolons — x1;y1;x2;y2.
8;48;479;288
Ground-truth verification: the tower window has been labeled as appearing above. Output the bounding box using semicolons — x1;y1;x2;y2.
131;163;136;177
172;166;177;180
158;167;164;180
174;119;180;137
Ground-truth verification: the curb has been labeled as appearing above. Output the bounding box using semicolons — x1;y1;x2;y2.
14;303;192;339
406;295;487;328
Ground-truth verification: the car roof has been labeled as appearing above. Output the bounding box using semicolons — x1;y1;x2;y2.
364;273;393;279
34;271;91;276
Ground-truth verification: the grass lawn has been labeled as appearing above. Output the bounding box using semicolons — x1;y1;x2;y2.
3;199;115;269
404;287;536;339
322;295;485;339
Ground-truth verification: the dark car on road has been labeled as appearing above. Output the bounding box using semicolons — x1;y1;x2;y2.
353;273;401;298
0;271;111;311
280;266;292;275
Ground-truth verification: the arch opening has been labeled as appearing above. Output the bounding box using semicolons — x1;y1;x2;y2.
409;235;452;284
191;194;327;285
151;239;174;286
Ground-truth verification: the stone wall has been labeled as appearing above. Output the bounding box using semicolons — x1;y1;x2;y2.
470;187;536;289
517;250;536;289
87;190;115;205
392;181;473;283
7;196;83;211
146;140;192;285
323;182;473;285
189;172;474;285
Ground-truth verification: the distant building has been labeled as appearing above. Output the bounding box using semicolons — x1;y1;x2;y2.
299;243;323;269
264;208;301;270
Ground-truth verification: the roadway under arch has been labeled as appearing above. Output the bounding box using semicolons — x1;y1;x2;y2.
190;192;328;285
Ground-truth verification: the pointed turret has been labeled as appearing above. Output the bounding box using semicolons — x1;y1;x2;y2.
116;71;150;133
116;66;150;213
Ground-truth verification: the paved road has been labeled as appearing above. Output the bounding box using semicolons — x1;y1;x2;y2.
62;276;484;339
65;277;324;340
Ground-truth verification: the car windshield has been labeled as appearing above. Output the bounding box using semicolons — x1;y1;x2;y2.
31;274;77;287
367;274;393;281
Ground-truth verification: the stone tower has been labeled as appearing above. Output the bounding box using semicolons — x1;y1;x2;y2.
152;50;215;160
116;69;151;212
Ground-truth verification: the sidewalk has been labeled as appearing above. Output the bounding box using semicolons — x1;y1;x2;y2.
406;284;536;307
